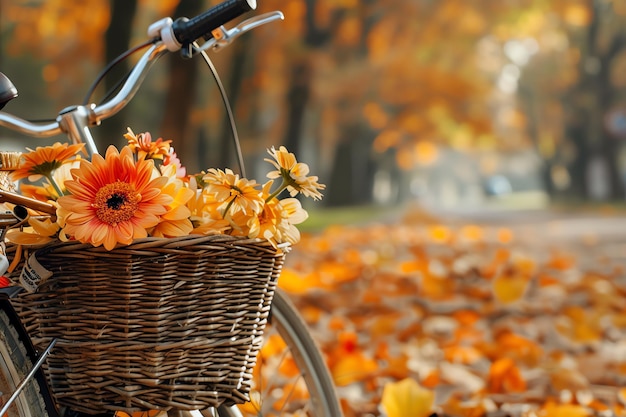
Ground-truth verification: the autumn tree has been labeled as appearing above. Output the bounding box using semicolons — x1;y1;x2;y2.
97;0;137;149
0;0;110;118
501;0;626;200
158;0;203;169
561;0;626;200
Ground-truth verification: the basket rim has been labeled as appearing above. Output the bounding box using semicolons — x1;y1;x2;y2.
33;234;290;255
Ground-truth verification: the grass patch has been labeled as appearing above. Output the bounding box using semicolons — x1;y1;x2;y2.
300;205;396;232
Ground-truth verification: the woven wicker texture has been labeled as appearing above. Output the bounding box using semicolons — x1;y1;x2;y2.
14;235;286;414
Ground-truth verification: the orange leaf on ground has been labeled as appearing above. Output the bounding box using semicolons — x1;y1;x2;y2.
420;369;441;389
557;306;602;343
420;271;456;299
452;309;481;326
428;225;453;243
487;357;526;393
496;227;514;244
441;394;489;417
443;345;484;365
278;268;327;294
494;330;543;365
370;312;404;338
540;401;591;417
460;224;484;242
546;251;576;270
538;273;560;287
331;352;378;386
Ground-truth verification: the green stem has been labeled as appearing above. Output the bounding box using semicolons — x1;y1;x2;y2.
45;173;64;198
265;181;289;203
222;198;235;218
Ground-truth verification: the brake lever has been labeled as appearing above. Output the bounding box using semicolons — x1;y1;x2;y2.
197;11;285;52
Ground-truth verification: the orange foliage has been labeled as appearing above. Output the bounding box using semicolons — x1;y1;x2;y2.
540;401;591;417
492;273;530;304
493;330;543;365
487;357;526;393
557;306;603;343
443;345;484;365
263;217;626;415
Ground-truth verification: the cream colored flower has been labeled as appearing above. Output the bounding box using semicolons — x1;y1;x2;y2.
247;181;308;245
265;146;325;200
203;168;264;215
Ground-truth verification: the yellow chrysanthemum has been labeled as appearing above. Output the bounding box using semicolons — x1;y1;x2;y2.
248;181;308;246
150;165;194;238
203;168;264;215
226;208;256;237
57;145;172;250
265;146;325;200
191;217;231;235
11;142;84;182
186;183;231;235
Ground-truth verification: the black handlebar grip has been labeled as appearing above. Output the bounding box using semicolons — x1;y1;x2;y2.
172;0;256;46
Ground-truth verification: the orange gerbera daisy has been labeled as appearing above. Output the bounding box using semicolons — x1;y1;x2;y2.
11;142;84;181
11;142;85;198
57;145;172;250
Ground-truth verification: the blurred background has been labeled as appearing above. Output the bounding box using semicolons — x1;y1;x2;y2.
2;0;626;214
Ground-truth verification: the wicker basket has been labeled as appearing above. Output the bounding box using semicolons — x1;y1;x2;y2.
13;234;287;414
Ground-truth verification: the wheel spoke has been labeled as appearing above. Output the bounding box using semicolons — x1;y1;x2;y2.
0;309;48;417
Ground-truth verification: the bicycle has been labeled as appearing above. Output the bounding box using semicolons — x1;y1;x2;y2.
0;1;343;416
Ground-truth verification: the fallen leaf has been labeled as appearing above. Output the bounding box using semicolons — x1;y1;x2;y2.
492;273;529;303
487;357;526;393
380;377;434;417
540;401;591;417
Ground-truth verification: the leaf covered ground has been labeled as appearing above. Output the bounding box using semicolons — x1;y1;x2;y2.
281;208;626;417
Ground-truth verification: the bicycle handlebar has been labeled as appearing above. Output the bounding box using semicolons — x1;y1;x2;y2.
172;0;256;47
0;0;271;155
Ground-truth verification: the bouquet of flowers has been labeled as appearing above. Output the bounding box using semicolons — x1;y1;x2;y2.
6;129;325;251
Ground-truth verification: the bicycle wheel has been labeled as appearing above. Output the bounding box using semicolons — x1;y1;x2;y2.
0;309;49;417
216;288;343;417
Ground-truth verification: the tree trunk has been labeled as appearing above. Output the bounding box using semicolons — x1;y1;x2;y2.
282;0;335;160
564;0;625;201
326;124;376;206
159;0;203;172
97;0;138;149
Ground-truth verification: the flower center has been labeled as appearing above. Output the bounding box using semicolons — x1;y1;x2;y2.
93;181;140;226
